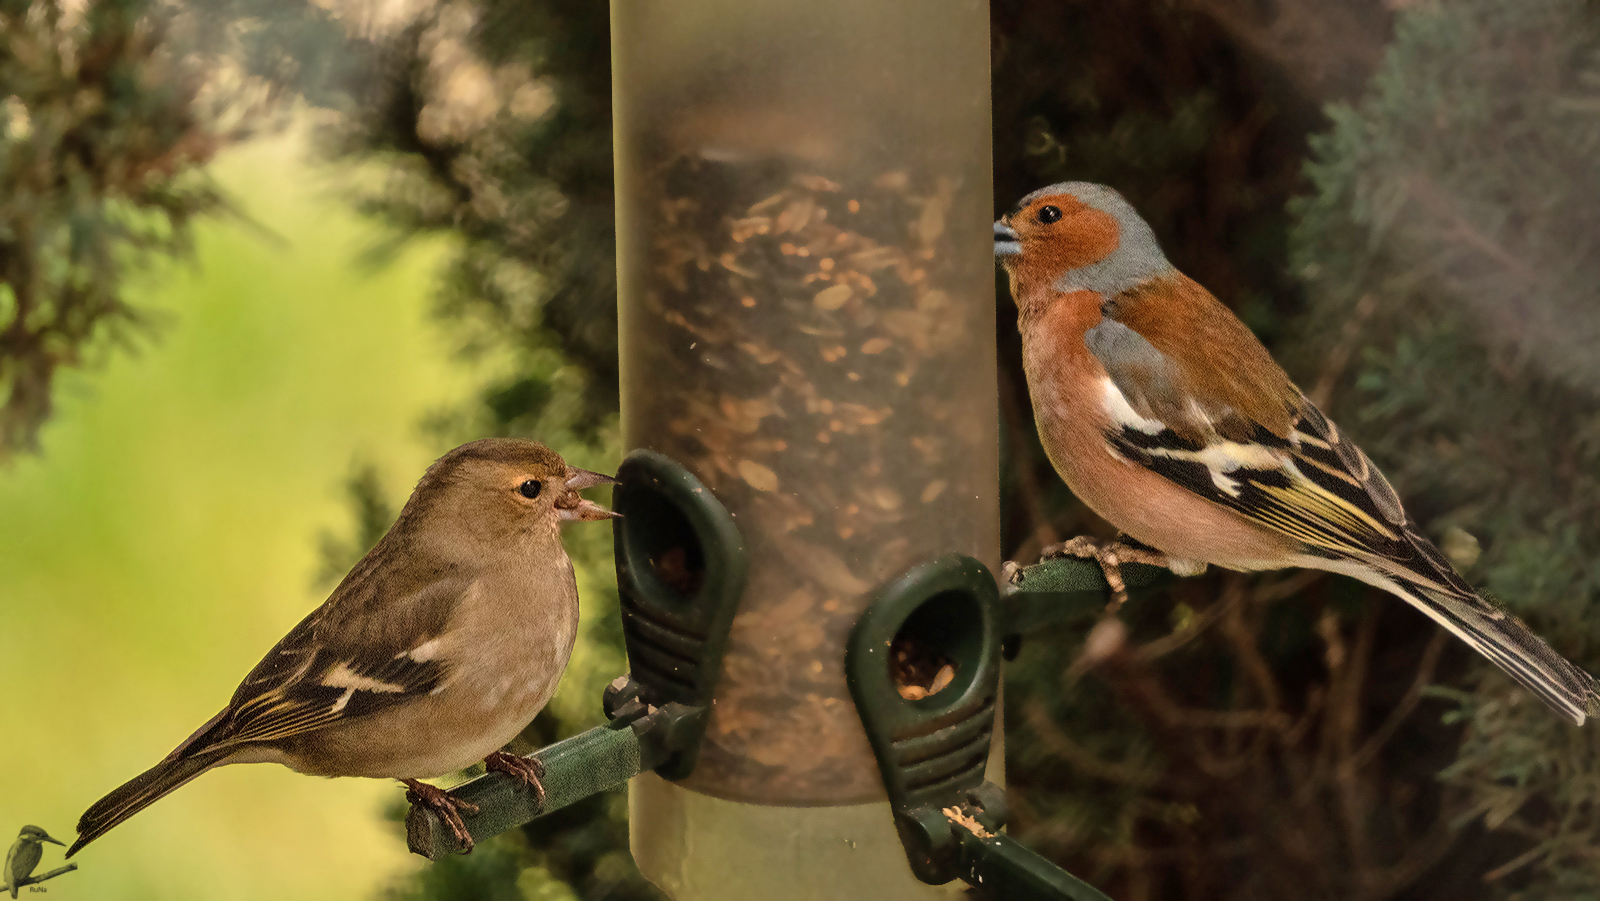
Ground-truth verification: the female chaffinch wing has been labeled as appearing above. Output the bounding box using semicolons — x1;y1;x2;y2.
997;182;1600;726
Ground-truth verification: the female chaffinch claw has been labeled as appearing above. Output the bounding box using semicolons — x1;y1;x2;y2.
69;439;617;856
997;182;1600;725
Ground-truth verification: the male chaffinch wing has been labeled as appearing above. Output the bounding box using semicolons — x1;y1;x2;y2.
69;439;619;856
997;182;1600;725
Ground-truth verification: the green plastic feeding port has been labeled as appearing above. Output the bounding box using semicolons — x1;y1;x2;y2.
405;451;745;860
848;554;1116;901
847;554;1000;823
609;449;749;778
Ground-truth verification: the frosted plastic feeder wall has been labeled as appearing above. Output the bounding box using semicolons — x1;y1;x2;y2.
612;0;998;805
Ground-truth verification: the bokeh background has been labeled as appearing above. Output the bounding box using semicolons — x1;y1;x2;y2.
2;1;1598;899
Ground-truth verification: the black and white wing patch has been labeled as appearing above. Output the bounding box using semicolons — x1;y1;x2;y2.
1103;397;1408;562
1084;318;1410;560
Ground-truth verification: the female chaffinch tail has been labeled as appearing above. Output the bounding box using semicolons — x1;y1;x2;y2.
997;182;1600;725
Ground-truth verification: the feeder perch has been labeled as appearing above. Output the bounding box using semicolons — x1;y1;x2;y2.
999;557;1171;646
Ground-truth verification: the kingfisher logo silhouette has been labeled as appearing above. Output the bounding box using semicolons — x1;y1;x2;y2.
4;826;75;896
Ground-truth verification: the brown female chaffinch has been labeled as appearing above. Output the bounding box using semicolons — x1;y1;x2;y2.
69;438;617;856
995;182;1600;725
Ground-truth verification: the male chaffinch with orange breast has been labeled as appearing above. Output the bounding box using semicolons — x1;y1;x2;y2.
995;182;1600;725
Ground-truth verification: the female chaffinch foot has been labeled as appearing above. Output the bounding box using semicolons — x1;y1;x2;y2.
70;438;617;855
996;182;1600;725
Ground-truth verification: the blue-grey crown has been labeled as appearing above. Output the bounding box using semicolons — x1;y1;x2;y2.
1019;182;1174;296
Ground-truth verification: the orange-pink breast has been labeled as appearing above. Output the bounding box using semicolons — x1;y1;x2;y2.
1020;292;1299;570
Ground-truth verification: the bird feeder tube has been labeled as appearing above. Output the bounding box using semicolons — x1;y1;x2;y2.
612;0;996;896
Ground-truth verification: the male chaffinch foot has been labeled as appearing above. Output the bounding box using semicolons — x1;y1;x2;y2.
69;438;618;855
996;182;1600;725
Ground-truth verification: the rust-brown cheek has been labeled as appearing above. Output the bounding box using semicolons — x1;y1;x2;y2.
1006;205;1121;319
1011;207;1120;292
1059;207;1120;270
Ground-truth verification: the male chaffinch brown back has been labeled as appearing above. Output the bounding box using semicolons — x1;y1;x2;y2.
996;182;1600;725
68;438;617;856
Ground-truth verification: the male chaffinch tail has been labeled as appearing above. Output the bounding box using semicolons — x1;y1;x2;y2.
69;438;618;856
997;182;1600;725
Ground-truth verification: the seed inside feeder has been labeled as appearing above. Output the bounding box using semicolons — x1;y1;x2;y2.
890;635;956;700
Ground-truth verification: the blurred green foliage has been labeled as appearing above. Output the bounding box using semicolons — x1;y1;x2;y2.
0;0;232;457
328;0;618;440
1292;1;1600;895
317;461;398;587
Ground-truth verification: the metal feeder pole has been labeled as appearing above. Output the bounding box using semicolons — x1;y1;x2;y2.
612;0;998;896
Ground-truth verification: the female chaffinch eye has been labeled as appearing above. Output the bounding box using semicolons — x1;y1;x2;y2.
519;479;543;499
1037;205;1062;224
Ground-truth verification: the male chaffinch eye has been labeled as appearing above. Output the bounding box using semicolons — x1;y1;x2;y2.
1037;205;1062;224
519;479;543;499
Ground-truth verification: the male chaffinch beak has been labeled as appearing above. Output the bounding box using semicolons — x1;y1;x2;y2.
994;220;1021;257
71;438;614;856
998;181;1600;726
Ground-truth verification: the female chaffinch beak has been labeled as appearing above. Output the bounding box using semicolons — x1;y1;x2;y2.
997;181;1600;726
70;438;616;855
559;467;622;521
